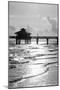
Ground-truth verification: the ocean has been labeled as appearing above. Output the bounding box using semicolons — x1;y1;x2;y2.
8;39;58;88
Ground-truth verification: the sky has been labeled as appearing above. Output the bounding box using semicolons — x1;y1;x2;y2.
9;2;58;36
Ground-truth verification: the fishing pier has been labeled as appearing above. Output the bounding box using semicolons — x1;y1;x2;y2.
9;28;58;45
9;36;58;45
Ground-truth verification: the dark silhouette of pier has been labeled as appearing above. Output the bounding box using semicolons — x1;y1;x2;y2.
9;36;58;45
31;36;58;45
9;28;58;45
14;28;31;44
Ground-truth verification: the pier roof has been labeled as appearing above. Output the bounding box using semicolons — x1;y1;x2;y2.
15;28;31;35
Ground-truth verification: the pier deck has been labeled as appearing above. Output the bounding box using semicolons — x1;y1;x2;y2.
9;36;58;45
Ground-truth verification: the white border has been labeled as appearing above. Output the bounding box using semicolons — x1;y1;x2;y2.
0;0;60;90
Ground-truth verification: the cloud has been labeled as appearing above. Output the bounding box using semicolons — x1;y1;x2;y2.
9;2;57;18
9;16;58;36
47;17;58;35
9;2;58;36
26;17;53;36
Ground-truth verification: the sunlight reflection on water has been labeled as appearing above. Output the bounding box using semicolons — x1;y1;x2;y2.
9;40;58;88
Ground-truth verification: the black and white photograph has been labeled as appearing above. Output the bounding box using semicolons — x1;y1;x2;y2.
8;1;59;88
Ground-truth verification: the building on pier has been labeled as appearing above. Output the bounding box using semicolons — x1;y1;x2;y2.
15;28;31;44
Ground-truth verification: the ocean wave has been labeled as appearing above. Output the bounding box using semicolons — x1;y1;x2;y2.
9;67;49;83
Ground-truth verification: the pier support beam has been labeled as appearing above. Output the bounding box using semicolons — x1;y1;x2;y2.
16;39;21;44
47;38;48;45
57;37;58;45
36;38;39;44
16;39;17;44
